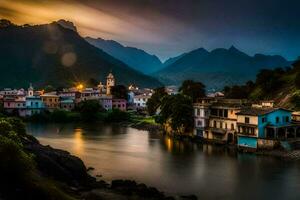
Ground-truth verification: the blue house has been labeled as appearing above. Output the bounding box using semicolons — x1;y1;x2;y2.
236;107;299;150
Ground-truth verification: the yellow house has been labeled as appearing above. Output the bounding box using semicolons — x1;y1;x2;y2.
206;99;247;144
41;92;60;111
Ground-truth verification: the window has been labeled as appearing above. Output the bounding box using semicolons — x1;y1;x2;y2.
276;117;280;124
204;111;208;117
262;117;266;123
213;121;217;128
286;116;289;122
225;123;228;129
197;120;202;126
231;123;234;130
224;110;228;118
245;117;250;124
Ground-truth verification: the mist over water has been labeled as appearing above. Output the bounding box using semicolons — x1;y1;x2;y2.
27;123;300;199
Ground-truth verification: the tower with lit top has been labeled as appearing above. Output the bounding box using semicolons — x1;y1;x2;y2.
106;72;115;95
28;83;34;97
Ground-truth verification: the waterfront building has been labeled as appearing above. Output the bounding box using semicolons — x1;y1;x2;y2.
207;99;245;144
60;99;75;111
292;111;300;122
25;84;45;116
236;107;300;150
193;98;214;137
106;72;115;95
41;92;60;111
3;96;26;116
112;99;127;111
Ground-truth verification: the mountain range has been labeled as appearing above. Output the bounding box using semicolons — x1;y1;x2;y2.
0;19;162;89
153;46;290;90
85;37;163;74
85;36;291;90
0;19;293;90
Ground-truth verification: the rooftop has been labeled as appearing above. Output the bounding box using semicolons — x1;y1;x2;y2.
237;107;292;116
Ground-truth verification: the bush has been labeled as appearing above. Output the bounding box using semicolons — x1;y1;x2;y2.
0;119;13;136
0;136;35;187
104;109;130;122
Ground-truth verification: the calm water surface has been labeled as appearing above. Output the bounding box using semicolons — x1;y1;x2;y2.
27;123;300;200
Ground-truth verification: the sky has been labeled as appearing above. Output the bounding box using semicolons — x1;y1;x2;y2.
0;0;300;61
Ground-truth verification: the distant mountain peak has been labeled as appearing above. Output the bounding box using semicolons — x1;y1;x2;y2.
229;45;238;51
85;37;163;74
56;19;77;32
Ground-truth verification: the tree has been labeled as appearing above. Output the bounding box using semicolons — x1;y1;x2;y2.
146;87;168;115
179;80;205;102
256;68;284;93
158;94;194;134
44;85;55;93
111;85;128;100
223;81;255;99
76;100;104;121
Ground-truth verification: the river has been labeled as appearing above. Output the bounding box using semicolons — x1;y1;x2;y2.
26;123;300;200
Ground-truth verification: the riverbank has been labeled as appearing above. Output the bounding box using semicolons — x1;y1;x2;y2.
0;117;197;200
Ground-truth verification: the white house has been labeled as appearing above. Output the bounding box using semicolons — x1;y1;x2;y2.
133;94;151;109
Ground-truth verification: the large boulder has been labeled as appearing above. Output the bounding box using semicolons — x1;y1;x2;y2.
24;142;89;186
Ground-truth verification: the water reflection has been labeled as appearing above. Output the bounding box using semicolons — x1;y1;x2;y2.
27;123;300;199
73;128;83;156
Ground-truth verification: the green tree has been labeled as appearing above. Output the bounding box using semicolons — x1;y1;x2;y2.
256;68;285;94
111;85;128;100
158;94;194;134
179;80;205;102
44;85;55;93
76;100;104;121
146;87;168;115
223;81;254;99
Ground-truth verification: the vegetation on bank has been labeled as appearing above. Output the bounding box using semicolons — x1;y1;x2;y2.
0;117;76;200
147;80;205;135
223;59;300;109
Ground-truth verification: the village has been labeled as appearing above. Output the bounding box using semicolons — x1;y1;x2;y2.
1;72;300;153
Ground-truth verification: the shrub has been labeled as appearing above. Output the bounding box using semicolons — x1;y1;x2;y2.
104;109;130;122
0;120;13;136
0;136;35;187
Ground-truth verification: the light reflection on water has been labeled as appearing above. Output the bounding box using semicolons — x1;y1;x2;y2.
26;123;300;199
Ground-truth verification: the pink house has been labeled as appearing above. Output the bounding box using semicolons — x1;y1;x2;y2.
112;99;127;111
3;96;26;117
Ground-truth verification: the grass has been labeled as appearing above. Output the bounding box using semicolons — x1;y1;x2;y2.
129;113;158;125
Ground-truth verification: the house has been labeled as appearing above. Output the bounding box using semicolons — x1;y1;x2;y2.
60;99;75;111
193;98;213;138
236;107;299;150
206;99;247;144
112;99;127;111
3;96;26;117
41;92;60;111
79;88;101;102
25;85;45;116
133;94;151;109
99;95;112;110
292;111;300;122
